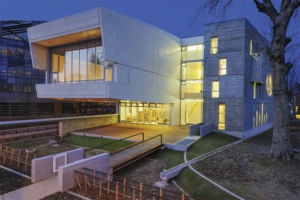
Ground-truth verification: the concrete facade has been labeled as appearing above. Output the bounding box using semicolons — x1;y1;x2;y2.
31;148;84;183
27;8;274;137
58;153;111;192
203;19;273;137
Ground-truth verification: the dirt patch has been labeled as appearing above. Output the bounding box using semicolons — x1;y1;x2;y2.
192;128;300;200
0;168;32;195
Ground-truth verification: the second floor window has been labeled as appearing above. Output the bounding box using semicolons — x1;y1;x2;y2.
219;59;227;75
212;81;219;98
211;37;218;54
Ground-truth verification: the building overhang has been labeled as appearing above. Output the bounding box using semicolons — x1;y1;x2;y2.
32;28;101;47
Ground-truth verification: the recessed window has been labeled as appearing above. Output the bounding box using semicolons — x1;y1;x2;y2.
266;74;273;96
210;37;218;54
218;104;226;130
212;81;219;98
219;59;226;75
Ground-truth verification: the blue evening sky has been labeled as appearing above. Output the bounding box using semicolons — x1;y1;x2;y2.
0;0;276;38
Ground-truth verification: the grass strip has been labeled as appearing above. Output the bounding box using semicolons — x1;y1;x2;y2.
63;134;132;152
187;132;239;160
175;167;235;200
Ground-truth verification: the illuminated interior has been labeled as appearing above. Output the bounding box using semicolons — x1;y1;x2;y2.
33;29;101;47
50;39;112;83
218;104;226;130
210;37;218;54
120;101;170;125
219;58;226;75
180;44;204;125
266;74;273;96
212;81;219;98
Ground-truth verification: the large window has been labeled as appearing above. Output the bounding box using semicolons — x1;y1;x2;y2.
211;37;218;54
219;59;226;75
50;39;108;84
218;104;226;130
212;81;219;98
181;45;204;61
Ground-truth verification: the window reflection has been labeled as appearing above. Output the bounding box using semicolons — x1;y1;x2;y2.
50;41;109;83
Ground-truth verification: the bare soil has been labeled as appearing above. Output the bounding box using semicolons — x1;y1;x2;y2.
192;128;300;200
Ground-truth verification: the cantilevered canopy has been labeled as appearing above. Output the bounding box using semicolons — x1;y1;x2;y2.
33;28;101;47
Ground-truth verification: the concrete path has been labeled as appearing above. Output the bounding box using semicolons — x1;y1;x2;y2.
0;176;58;200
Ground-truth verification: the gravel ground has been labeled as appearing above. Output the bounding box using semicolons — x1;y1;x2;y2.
0;168;31;195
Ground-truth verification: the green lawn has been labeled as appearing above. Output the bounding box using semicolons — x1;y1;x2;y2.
175;167;235;200
186;132;239;160
6;137;59;149
147;148;184;169
63;134;132;152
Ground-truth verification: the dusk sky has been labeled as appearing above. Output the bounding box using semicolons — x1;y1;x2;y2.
0;0;278;38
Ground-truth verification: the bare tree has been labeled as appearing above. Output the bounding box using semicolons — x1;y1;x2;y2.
196;0;300;161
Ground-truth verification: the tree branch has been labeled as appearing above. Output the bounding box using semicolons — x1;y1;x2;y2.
253;0;278;21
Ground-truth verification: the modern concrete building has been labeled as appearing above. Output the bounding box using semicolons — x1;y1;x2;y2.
27;7;273;138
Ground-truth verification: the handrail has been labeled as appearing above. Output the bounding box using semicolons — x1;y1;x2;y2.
84;132;144;152
109;134;162;155
0;124;59;135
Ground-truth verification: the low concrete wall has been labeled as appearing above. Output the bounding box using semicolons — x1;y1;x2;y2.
59;114;118;137
31;148;84;183
164;144;187;152
200;123;213;138
58;153;111;192
189;123;203;136
242;122;273;139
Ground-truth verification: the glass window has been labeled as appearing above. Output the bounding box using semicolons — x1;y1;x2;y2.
218;104;226;130
65;51;72;82
212;81;219;98
187;62;203;79
80;49;87;81
105;68;112;81
58;52;65;83
219;59;226;75
186;45;204;60
186;81;202;93
96;46;104;80
181;47;186;61
211;37;218;54
87;47;96;81
266;74;272;96
24;85;31;92
52;53;58;73
73;50;80;82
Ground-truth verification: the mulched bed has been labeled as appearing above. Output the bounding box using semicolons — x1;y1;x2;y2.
0;168;32;195
192;128;300;199
40;192;83;200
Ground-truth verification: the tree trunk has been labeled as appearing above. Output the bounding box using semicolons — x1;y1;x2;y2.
269;62;294;161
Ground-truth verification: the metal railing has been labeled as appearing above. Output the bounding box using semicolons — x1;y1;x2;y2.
0;124;59;143
84;132;144;153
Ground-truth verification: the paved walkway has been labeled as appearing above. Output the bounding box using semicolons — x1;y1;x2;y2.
0;175;58;200
72;123;189;144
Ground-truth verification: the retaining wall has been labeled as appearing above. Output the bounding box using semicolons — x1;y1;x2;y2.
59;114;118;137
31;148;84;183
58;153;111;192
200;123;213;137
189;123;203;136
